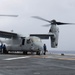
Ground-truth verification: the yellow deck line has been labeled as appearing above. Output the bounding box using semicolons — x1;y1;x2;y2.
57;58;75;60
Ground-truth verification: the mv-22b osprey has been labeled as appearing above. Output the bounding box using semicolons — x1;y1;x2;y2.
0;15;48;55
0;16;74;55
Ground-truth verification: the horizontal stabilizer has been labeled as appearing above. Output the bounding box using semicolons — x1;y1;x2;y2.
30;33;54;39
0;31;18;38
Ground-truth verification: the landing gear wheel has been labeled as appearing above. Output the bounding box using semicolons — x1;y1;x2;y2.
3;49;8;54
23;51;27;55
36;51;40;55
44;52;46;55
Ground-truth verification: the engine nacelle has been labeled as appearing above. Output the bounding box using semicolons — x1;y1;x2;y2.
50;36;58;48
50;27;59;48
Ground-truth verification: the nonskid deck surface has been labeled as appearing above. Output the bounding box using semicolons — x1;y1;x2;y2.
0;53;75;75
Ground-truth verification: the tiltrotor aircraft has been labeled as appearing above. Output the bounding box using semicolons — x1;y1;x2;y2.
0;15;74;55
0;15;48;55
0;31;45;55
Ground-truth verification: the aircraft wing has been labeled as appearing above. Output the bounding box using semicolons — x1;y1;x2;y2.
0;31;18;38
30;33;54;39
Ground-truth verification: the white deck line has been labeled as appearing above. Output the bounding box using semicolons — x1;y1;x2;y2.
3;56;31;60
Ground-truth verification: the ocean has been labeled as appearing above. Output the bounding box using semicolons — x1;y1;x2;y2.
49;51;75;55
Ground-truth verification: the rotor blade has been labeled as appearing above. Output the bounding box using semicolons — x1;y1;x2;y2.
56;22;75;25
0;15;18;17
32;16;50;23
42;24;51;27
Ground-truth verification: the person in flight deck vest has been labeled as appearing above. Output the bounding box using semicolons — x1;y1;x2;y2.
43;44;47;55
2;44;6;53
1;43;3;53
3;44;6;51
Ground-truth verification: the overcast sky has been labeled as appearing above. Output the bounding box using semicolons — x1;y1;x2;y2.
0;0;75;51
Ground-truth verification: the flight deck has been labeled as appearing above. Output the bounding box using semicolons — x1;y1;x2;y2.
0;53;75;75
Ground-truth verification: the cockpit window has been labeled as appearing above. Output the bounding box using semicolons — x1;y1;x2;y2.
22;39;25;45
26;39;31;44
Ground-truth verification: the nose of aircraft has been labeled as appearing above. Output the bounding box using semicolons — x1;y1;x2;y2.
33;41;43;50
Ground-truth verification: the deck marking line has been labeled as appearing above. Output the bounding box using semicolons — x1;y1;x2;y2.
3;56;31;60
57;58;75;60
34;72;40;75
